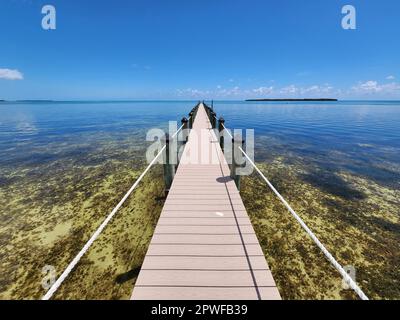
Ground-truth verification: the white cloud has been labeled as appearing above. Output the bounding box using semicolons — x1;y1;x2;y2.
352;80;380;92
252;86;274;95
176;79;400;99
0;68;24;80
278;84;334;96
351;80;400;94
279;85;299;94
301;84;334;95
176;83;337;99
217;86;241;97
176;88;212;98
177;86;244;99
386;75;395;80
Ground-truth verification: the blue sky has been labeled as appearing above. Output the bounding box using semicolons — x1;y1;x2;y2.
0;0;399;100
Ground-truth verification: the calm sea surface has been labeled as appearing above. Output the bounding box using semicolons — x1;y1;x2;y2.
1;100;399;189
1;100;400;299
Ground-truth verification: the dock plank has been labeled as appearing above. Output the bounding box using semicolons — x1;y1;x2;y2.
132;287;281;300
145;244;265;256
141;256;270;270
131;103;280;300
135;270;276;287
157;217;252;226
154;225;257;234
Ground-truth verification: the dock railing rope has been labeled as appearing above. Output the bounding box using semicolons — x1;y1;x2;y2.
218;119;368;300
42;102;369;300
42;123;185;300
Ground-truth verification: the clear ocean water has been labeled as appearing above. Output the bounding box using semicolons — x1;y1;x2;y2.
1;100;399;189
1;100;400;299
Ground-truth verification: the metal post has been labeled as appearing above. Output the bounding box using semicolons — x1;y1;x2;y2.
181;117;189;143
211;112;217;128
218;117;225;152
162;133;175;195
231;136;244;190
207;107;212;121
189;112;194;129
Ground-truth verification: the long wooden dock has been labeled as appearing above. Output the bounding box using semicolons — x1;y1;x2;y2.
131;103;281;300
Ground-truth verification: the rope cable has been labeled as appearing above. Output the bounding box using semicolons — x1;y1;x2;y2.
238;146;369;300
41;124;186;300
216;111;368;299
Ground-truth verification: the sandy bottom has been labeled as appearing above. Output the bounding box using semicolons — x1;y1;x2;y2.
0;138;164;300
241;157;400;300
0;141;399;299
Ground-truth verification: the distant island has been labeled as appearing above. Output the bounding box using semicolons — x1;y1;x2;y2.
16;100;54;102
246;98;338;102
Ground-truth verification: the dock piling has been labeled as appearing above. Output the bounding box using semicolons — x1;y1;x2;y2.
181;117;189;143
205;106;210;121
162;133;175;195
211;111;217;128
189;112;194;129
218;117;225;152
231;136;245;190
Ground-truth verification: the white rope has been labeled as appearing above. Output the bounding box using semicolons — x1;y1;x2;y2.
221;123;233;139
42;145;166;300
238;146;369;300
172;124;184;139
42;122;186;300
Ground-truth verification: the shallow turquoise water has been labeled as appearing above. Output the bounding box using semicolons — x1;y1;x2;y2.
214;101;400;189
1;100;399;299
0;100;399;190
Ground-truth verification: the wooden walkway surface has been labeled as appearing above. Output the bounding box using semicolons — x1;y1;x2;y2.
131;104;281;300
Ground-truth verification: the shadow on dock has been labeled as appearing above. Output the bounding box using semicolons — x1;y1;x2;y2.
115;267;141;284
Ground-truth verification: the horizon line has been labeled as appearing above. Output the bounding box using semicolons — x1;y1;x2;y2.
2;98;400;103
